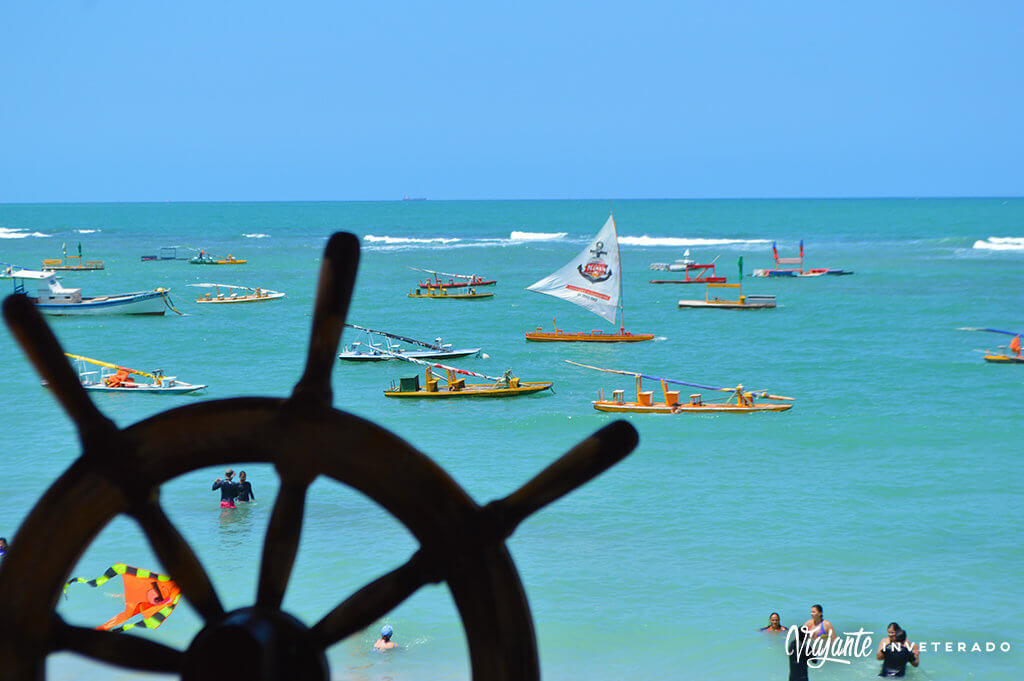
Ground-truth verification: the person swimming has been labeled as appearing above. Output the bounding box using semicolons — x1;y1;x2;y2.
212;469;239;508
236;471;255;503
802;604;835;639
877;627;919;677
761;612;785;632
374;624;397;651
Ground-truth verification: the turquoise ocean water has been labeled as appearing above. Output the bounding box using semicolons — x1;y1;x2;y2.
0;199;1021;680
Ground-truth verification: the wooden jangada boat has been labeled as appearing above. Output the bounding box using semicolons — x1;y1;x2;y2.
383;353;551;398
649;251;726;284
41;242;104;271
567;361;794;414
189;251;247;265
340;323;482;361
526;213;654;342
410;266;497;289
408;286;494;299
191;283;285;304
678;257;777;310
961;327;1024;363
62;353;207;394
752;240;854;277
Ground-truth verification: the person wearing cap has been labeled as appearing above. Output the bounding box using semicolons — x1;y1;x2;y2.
212;469;239;509
374;624;397;651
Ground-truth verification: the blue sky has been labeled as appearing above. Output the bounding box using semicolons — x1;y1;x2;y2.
1;1;1022;202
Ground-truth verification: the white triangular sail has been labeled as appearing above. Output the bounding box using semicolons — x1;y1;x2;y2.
527;215;621;324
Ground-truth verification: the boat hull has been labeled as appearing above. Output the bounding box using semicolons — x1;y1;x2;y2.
195;292;285;304
81;384;207;394
593;401;792;413
677;296;776;310
525;330;654;342
384;382;552;398
984;354;1024;363
339;348;481;362
649;276;726;284
408;291;494;299
35;291;169;316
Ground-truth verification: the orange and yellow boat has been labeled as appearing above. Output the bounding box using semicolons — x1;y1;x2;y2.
526;318;654;342
962;327;1024;363
383;353;551;398
408;286;493;300
567;361;794;414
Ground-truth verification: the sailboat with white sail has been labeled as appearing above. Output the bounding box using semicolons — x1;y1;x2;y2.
525;214;653;342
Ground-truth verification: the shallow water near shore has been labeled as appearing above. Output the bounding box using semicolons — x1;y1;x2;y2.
0;198;1022;680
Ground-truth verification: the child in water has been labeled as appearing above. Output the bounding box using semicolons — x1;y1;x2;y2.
374;624;397;651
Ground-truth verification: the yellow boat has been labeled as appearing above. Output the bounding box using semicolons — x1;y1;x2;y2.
41;243;104;271
678;257;777;310
408;286;493;299
190;252;247;265
961;327;1024;363
984;353;1024;364
567;361;794;414
191;283;285;304
384;366;550;398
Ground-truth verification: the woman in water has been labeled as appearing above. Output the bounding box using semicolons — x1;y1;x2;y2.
236;471;255;503
876;628;919;677
761;612;785;632
801;604;835;639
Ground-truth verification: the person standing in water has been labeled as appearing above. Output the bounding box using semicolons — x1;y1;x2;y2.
374;624;397;651
236;471;255;503
877;626;919;677
212;469;239;509
761;612;785;632
802;604;835;639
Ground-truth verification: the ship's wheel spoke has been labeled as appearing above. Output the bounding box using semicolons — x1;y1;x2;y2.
1;295;116;445
310;550;436;648
133;497;225;622
486;421;638;535
54;619;182;674
256;476;310;610
290;232;359;408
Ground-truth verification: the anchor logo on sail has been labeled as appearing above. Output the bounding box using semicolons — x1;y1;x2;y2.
577;241;613;283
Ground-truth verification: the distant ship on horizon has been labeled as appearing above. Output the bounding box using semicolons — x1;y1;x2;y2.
401;194;427;201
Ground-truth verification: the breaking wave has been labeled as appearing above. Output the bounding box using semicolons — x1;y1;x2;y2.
75;229;100;234
243;233;271;238
0;227;51;239
510;231;568;241
973;237;1024;251
364;235;461;245
618;235;772;247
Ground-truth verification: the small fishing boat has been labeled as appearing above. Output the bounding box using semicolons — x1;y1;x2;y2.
189;251;247;265
649;253;726;284
408;286;494;299
961;327;1024;363
567;361;794;414
339;323;482;361
42;243;104;271
61;354;206;394
526;213;654;342
382;353;551;398
190;283;285;304
1;266;173;315
678;258;776;310
410;267;497;289
752;240;853;277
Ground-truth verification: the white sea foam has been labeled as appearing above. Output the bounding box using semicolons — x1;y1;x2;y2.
75;229;100;234
0;227;51;239
510;231;568;241
973;237;1024;251
364;235;462;245
243;233;271;238
618;235;772;247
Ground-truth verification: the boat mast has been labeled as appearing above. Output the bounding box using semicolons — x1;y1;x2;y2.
610;205;625;331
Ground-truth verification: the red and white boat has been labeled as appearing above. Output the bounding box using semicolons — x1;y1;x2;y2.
411;267;496;289
649;253;726;284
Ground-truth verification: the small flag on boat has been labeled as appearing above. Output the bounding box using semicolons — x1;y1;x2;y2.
1011;335;1021;356
738;256;743;280
63;563;182;633
799;239;804;258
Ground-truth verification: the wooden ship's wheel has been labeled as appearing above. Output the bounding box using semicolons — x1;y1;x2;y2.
0;233;638;681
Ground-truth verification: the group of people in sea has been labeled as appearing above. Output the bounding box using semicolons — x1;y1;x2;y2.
763;605;920;679
211;469;255;508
